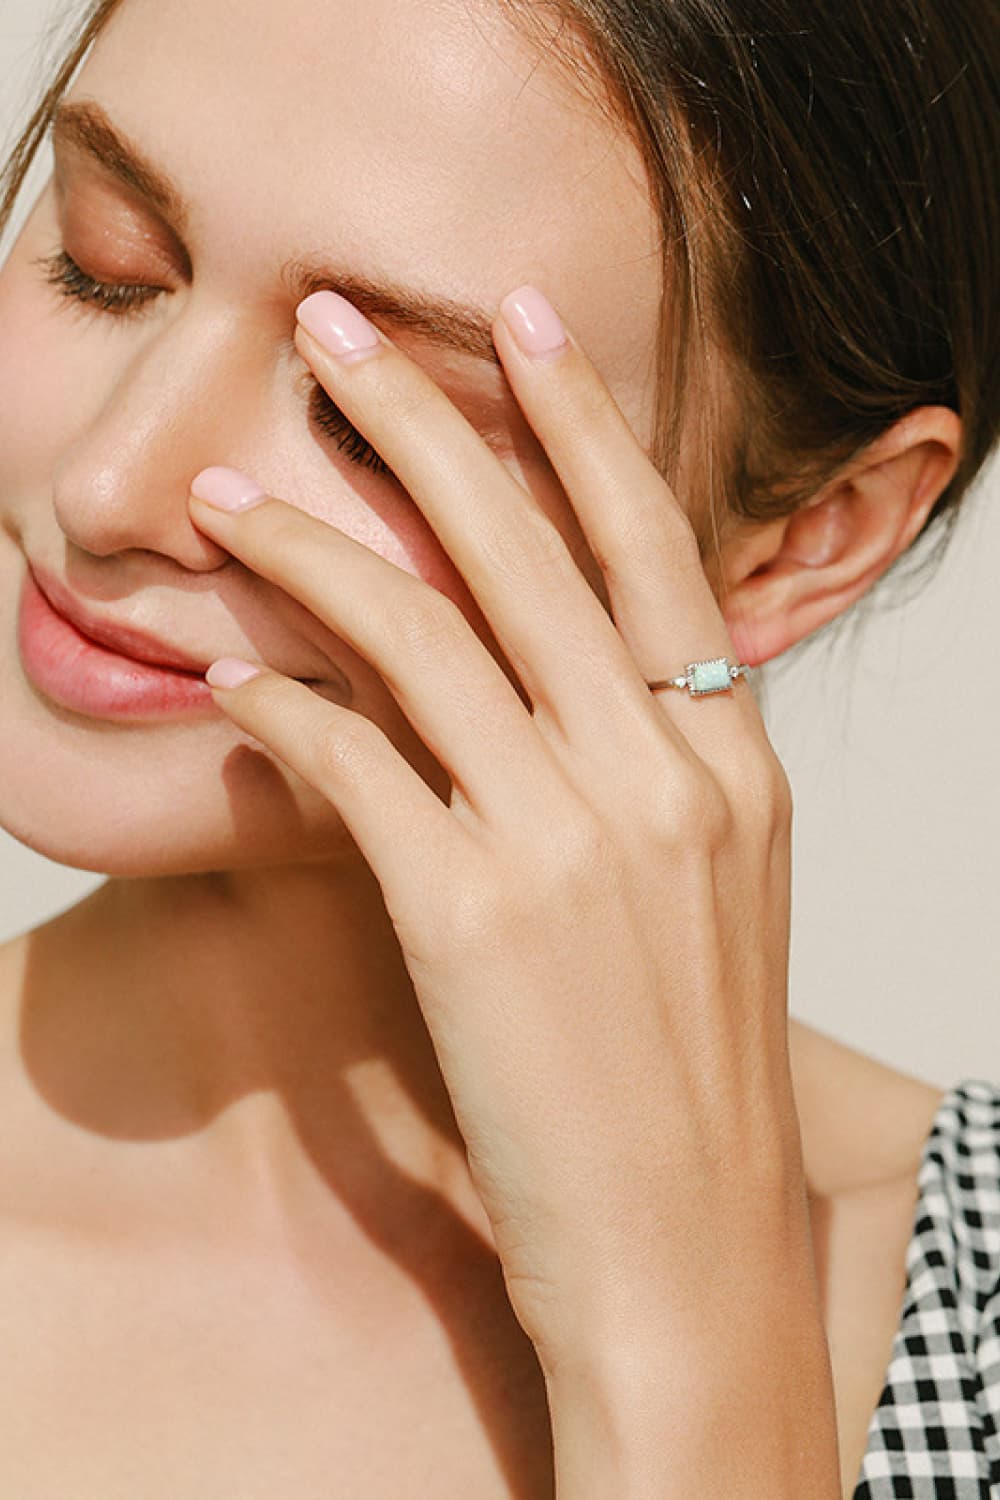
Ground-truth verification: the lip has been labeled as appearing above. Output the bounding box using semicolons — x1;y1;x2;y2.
17;566;224;720
17;557;344;722
27;561;217;674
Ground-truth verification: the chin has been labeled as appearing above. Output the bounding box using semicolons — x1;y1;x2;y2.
0;693;357;879
0;780;358;879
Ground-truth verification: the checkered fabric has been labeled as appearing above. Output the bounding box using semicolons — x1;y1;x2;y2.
852;1079;1000;1497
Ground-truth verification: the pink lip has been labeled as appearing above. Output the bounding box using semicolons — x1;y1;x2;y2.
27;562;215;673
17;563;219;720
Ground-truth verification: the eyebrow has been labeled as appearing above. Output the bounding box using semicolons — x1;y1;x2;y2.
50;101;502;367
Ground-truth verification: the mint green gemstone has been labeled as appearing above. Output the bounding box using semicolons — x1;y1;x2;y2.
689;658;732;694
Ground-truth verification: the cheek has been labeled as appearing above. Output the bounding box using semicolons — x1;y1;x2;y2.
337;480;473;602
0;248;100;493
271;456;492;648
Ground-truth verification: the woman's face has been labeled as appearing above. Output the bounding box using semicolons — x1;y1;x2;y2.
0;0;663;876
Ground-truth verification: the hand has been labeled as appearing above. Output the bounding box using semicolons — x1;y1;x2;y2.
186;285;803;1375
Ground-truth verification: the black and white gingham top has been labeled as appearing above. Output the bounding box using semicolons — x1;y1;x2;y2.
852;1079;1000;1497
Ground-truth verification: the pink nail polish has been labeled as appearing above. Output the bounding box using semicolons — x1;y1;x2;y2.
296;290;382;361
499;286;568;360
206;658;263;688
190;466;268;512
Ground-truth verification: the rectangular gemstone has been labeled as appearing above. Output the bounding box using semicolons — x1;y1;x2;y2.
689;657;731;694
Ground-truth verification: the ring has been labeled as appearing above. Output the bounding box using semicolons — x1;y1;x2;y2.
646;657;752;697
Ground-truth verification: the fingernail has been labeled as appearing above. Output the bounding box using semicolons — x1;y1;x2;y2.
206;658;263;688
296;290;383;361
191;466;269;512
499;285;568;361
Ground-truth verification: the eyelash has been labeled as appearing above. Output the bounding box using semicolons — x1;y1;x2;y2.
306;383;391;477
34;247;391;478
36;247;161;316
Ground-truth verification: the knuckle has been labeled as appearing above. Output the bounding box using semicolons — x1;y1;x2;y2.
478;505;574;589
314;712;384;783
764;750;794;814
648;503;705;577
433;875;510;956
721;743;794;835
388;588;467;658
258;506;311;558
535;809;611;890
600;508;703;601
751;751;795;829
649;766;732;847
559;368;622;434
697;782;734;847
371;366;438;430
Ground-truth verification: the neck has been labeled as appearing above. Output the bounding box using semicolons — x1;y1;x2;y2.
15;863;842;1254
18;861;491;1250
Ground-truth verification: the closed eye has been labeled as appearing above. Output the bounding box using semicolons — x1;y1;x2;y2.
35;246;393;478
306;382;392;477
34;246;162;317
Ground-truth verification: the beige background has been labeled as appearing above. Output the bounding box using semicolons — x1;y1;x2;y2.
2;1;998;1091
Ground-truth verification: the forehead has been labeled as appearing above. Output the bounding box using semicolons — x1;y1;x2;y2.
67;0;662;396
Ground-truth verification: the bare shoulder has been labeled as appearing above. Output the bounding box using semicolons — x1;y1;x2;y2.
0;929;37;1084
0;929;29;972
788;1018;948;1199
0;930;29;1014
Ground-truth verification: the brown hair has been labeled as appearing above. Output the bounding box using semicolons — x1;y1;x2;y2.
3;0;998;620
500;2;1000;603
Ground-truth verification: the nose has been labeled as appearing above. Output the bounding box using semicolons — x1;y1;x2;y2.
51;308;277;570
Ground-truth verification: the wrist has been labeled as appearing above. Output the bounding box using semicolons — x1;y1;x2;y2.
543;1333;842;1499
528;1144;817;1378
542;1299;842;1499
535;1206;842;1498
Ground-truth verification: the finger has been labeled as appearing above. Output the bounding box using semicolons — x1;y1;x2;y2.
188;476;563;826
491;287;766;752
292;292;664;750
200;659;472;914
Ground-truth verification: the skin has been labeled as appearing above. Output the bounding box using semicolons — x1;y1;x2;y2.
0;0;963;1490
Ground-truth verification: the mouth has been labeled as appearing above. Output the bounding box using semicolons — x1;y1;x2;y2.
27;560;321;683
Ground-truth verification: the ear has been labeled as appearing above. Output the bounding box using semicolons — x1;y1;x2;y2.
711;406;963;667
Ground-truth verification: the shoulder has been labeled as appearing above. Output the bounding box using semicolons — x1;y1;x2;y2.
0;930;28;1025
0;929;29;978
788;1018;949;1199
0;929;31;1018
0;930;39;1098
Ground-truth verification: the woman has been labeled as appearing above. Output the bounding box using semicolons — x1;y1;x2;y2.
0;0;996;1493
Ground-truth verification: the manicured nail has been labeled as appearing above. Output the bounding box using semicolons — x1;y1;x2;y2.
206;658;263;689
499;285;568;361
296;290;382;361
191;466;269;512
